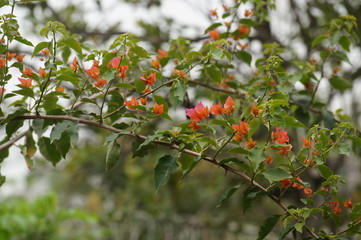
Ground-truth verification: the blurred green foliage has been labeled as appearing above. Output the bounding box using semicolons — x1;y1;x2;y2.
0;194;109;240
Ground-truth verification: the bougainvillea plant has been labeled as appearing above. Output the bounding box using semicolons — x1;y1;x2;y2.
1;0;361;239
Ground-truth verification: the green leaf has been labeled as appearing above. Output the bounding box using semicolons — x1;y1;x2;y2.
169;80;186;107
235;50;252;65
217;183;242;207
0;137;10;162
25;131;37;158
50;120;76;143
329;75;352;91
64;37;82;55
210;119;230;128
205;64;222;83
204;22;222;33
323;111;336;130
106;140;121;171
32;41;49;57
335;51;351;65
13;85;34;98
239;19;259;27
154;155;179;190
248;147;265;171
182;156;201;178
211;48;224;60
351;136;361;146
242;187;265;213
114;82;136;89
284;116;306;128
14;36;33;47
339;35;351;52
38;137;62;166
134;78;145;92
104;132;121;146
132;45;150;58
6;120;24;137
294;222;305;233
136;134;160;152
317;165;333;179
0;174;5;188
249;118;261;137
257;215;281;240
132;139;153;158
55;73;81;84
0;0;9;8
263;168;291;182
280;225;294;240
338;142;350;156
54;132;71;159
311;35;328;48
228;147;250;155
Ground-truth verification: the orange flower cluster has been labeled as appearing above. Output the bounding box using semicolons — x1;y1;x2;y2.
328;200;342;214
244;10;253;17
6;52;16;60
38;67;46;78
18;78;32;88
125;96;139;110
56;86;65;93
209;9;218;18
0;58;6;69
125;96;164;115
208;29;220;41
301;138;312;148
1;52;26;69
279;177;313;197
150;49;167;70
343;198;353;209
173;69;188;78
186;97;235;130
85;61;100;79
210;96;234;116
22;67;33;77
41;48;49;56
70;57;79;71
272;128;292;155
250;104;262;117
94;78;107;88
238;25;250;36
153;103;164;115
107;57;129;78
327;198;353;215
83;60;109;88
232;121;249;141
157;49;168;59
140;72;157;86
16;54;25;62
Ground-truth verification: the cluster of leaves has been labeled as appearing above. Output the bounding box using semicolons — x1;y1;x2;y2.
1;0;361;239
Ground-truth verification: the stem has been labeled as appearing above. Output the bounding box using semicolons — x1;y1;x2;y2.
307;63;324;109
0;130;29;152
35;31;57;114
69;75;91;110
213;132;236;159
336;220;361;236
99;80;113;123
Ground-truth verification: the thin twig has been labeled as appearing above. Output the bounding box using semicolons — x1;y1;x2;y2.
0;130;29;152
